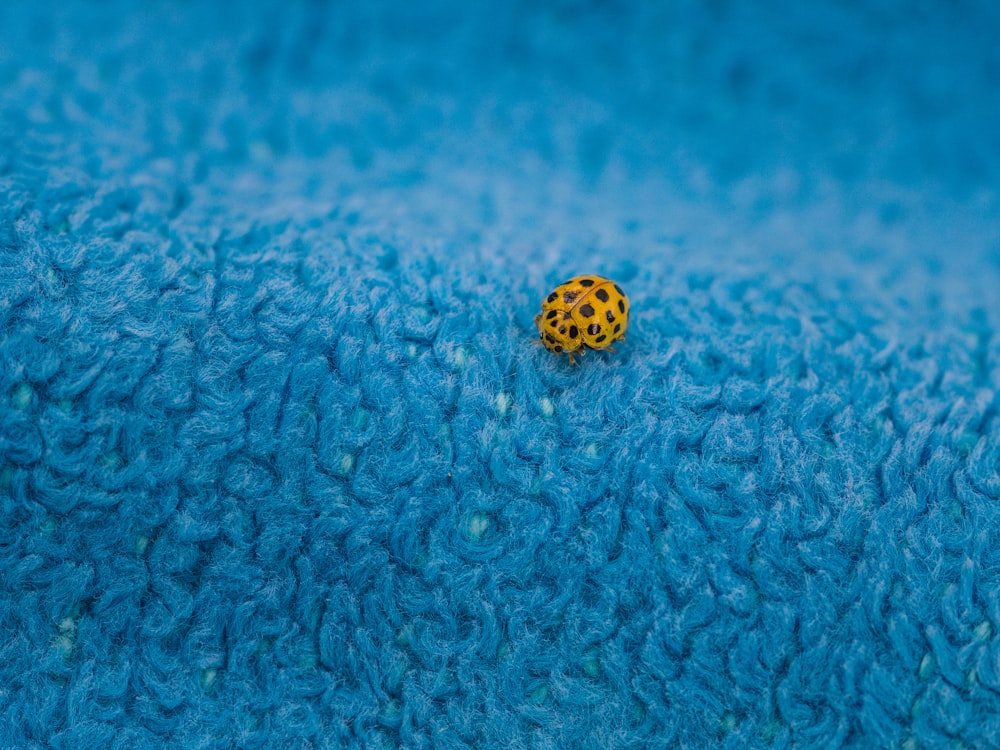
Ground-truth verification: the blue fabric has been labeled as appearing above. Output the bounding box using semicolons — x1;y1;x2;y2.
2;1;1000;747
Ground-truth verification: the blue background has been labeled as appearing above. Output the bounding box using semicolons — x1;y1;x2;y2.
2;1;1000;747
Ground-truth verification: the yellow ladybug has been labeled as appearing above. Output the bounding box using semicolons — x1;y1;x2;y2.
535;275;630;362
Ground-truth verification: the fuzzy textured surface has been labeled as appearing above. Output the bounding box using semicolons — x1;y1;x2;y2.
3;1;1000;748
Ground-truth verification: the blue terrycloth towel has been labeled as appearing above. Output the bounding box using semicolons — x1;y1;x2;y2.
2;1;1000;747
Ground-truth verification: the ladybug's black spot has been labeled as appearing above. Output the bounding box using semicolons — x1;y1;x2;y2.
559;326;566;334
563;290;579;304
550;320;558;328
595;335;607;343
618;299;626;313
563;311;572;319
595;288;609;302
546;310;558;320
614;323;621;334
568;325;579;338
545;333;556;344
578;278;595;287
579;303;595;318
587;323;601;335
547;292;558;303
554;345;563;353
614;284;625;296
606;310;615;323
